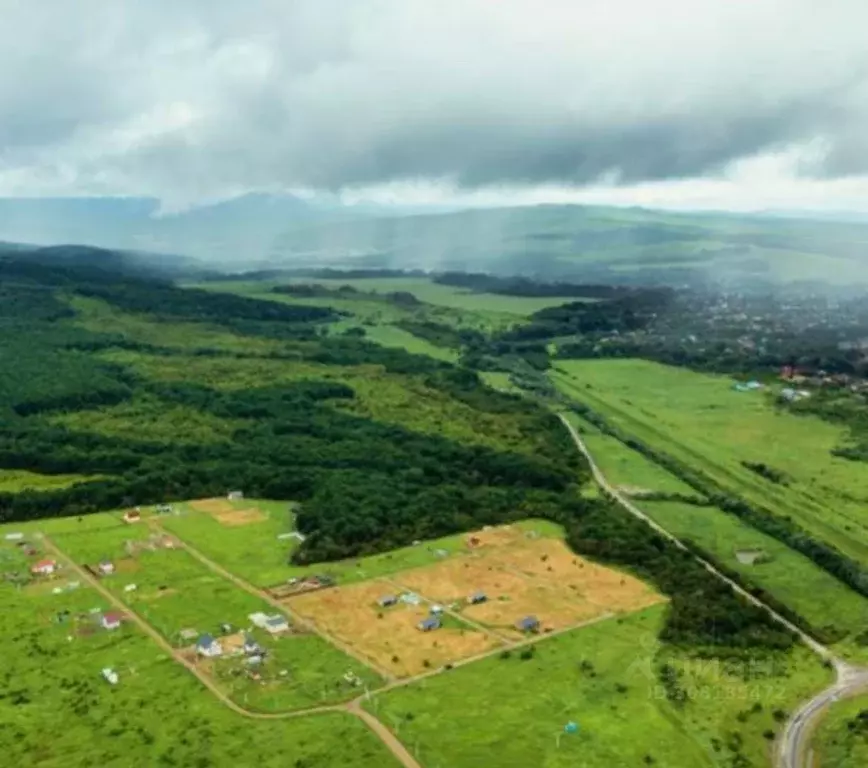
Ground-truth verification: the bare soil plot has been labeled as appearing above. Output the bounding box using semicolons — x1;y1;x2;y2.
190;498;234;514
188;498;267;526
397;534;664;640
214;508;267;526
286;579;501;678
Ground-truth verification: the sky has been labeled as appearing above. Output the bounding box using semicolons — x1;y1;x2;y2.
2;0;868;213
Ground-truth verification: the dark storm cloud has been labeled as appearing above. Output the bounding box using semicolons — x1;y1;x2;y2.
1;0;866;203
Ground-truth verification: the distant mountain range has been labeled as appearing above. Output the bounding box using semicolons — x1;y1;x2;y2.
2;195;868;287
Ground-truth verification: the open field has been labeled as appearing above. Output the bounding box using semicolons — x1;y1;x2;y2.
0;534;401;768
564;412;698;496
368;605;833;768
287;524;663;676
637;500;868;638
359;323;459;362
0;468;101;493
46;522;383;711
811;694;868;767
158;498;302;587
553;360;868;567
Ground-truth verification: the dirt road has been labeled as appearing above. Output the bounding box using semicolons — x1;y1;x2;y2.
149;519;396;680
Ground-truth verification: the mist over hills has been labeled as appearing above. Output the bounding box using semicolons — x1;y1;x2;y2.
2;195;868;288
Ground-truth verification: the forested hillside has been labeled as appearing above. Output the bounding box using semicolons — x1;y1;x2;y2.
0;252;798;652
0;256;582;562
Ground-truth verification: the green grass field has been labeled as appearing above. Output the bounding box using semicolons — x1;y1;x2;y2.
812;694;868;767
638;500;868;638
0;539;400;767
553;360;868;567
46;522;383;711
563;412;697;496
367;605;832;768
161;502;561;588
0;468;100;493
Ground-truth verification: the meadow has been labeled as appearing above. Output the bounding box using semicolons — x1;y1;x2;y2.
552;359;868;567
638;500;868;638
811;694;868;768
162;502;563;589
0;533;401;768
367;604;832;768
0;468;99;493
563;412;697;496
47;520;383;711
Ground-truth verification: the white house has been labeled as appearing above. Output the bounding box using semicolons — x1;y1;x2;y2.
263;615;289;634
196;634;223;658
101;668;119;685
98;561;115;576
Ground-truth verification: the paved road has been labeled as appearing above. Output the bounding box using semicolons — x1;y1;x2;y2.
777;667;868;768
556;413;868;768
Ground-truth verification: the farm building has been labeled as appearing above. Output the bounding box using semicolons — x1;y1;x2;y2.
227;490;244;501
101;613;123;630
264;615;289;634
4;532;23;541
430;605;444;615
517;616;540;633
123;509;141;524
98;561;114;576
30;559;56;576
418;617;441;632
196;634;223;658
468;591;487;605
378;595;398;608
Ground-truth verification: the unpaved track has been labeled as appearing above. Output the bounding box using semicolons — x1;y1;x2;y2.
41;533;421;768
149;519;396;681
555;413;868;768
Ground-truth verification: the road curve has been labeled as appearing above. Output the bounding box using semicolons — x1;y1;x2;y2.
556;414;868;768
777;667;868;768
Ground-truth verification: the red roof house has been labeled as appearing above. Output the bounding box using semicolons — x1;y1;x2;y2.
30;559;56;575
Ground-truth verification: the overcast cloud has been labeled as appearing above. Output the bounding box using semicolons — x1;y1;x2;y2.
1;0;868;210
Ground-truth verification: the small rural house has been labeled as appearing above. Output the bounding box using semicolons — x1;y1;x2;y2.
249;612;269;628
430;605;444;615
196;634;223;658
227;490;244;501
264;615;289;634
4;532;23;542
101;668;119;685
243;633;262;655
418;617;441;632
30;559;56;576
98;561;115;576
123;510;141;524
517;616;540;633
378;595;398;608
101;613;123;631
468;591;487;605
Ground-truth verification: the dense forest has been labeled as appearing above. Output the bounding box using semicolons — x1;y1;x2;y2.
0;252;797;653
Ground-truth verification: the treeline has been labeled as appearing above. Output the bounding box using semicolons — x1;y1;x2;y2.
549;496;795;651
503;288;674;341
434;271;634;299
567;399;868;641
